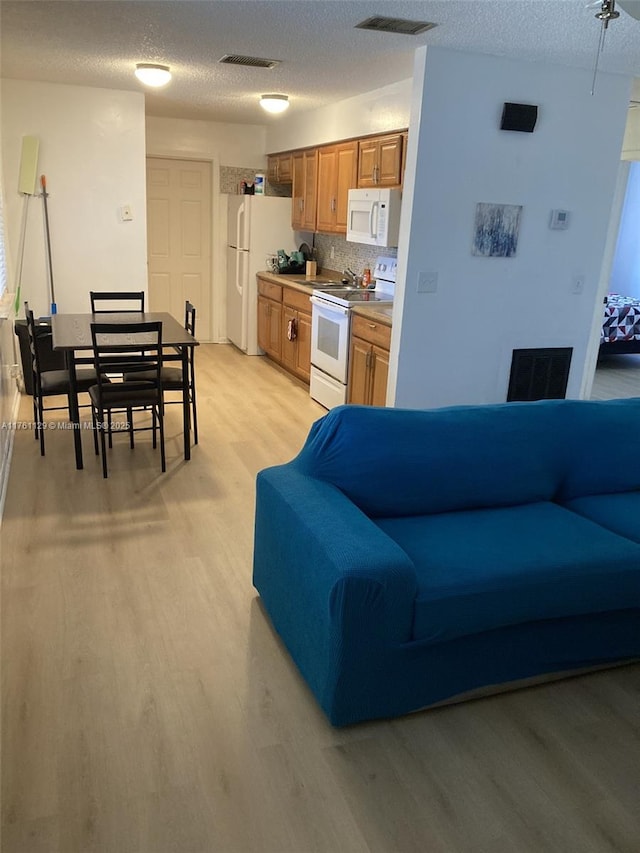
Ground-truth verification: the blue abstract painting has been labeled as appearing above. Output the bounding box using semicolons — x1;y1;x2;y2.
472;203;522;258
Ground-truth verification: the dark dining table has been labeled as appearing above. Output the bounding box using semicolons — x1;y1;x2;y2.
51;311;199;470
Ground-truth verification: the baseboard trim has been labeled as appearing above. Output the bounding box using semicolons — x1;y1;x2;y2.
0;387;21;526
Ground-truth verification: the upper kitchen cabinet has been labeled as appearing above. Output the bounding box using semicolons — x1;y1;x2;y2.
292;149;318;231
357;132;405;189
267;152;293;184
316;141;358;234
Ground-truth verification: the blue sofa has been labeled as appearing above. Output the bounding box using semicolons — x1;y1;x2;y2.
252;399;640;726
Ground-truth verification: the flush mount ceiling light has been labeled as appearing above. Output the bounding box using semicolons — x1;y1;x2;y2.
135;63;172;87
259;94;289;114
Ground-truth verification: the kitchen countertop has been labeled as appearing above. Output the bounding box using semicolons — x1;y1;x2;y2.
257;269;345;295
351;304;393;325
257;270;394;326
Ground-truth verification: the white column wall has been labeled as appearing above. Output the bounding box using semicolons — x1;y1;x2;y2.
389;47;631;409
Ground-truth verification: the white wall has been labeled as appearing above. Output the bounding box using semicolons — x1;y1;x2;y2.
146;116;267;166
265;79;412;152
621;79;640;161
146;116;269;343
389;47;631;409
622;108;640;160
610;162;640;298
1;80;147;316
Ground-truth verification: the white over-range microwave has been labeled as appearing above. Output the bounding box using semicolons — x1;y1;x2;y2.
346;188;402;247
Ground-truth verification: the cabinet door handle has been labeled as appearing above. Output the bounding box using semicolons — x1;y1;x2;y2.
368;323;376;329
287;317;297;342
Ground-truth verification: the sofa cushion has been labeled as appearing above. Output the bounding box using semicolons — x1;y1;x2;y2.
374;501;640;643
564;491;640;543
294;403;567;517
556;397;640;500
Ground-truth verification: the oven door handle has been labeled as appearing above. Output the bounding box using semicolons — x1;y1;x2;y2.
310;296;350;316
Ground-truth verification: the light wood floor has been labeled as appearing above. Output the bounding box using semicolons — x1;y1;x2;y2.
591;352;640;400
2;344;640;853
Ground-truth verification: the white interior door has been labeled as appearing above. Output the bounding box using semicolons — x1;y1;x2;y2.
146;157;212;340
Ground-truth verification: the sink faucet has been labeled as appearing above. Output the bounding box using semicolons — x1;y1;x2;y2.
343;268;357;284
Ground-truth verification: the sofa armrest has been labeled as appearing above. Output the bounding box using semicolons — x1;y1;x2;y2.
253;464;417;719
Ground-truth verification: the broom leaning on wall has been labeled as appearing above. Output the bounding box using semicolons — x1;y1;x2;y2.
40;174;57;315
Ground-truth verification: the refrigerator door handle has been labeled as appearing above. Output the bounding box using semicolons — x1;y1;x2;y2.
237;201;246;251
236;249;246;297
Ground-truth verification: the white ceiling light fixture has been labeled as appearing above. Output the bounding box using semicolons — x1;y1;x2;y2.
259;94;289;114
135;63;172;87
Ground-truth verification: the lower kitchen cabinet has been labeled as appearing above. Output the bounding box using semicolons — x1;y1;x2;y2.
257;279;283;360
282;303;312;382
348;313;392;406
257;276;312;383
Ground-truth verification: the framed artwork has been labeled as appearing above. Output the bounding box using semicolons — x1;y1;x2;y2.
472;202;522;258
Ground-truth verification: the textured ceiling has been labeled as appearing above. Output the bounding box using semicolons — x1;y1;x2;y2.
2;1;640;125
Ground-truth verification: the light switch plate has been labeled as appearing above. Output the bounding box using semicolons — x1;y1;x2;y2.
417;271;438;293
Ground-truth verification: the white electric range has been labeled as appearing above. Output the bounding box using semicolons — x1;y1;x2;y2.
309;257;396;409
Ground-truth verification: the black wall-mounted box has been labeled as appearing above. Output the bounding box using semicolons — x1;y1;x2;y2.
500;102;538;133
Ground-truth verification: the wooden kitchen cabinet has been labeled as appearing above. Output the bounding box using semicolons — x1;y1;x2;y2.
347;313;392;406
281;288;312;382
357;132;404;189
316;141;358;234
257;279;283;360
257;276;312;383
267;152;293;184
292;149;318;231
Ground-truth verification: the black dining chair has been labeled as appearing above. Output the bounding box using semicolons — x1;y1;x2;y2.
88;320;165;478
89;290;147;440
25;302;103;456
124;300;198;444
90;291;145;313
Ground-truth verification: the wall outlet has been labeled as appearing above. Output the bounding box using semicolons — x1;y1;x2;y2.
330;246;335;260
571;274;585;295
119;204;133;222
10;364;20;379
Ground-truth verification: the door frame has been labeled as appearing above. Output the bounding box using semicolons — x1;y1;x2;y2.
581;159;631;399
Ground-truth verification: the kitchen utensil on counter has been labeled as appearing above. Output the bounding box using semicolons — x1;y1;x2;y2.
299;239;322;273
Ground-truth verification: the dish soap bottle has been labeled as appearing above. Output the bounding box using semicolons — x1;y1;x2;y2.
362;268;372;288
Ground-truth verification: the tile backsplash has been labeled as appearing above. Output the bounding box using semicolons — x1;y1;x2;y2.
302;233;397;279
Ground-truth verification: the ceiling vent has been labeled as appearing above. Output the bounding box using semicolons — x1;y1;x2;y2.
219;54;280;69
355;16;436;36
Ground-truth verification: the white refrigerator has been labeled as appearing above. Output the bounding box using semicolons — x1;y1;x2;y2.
226;195;293;355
